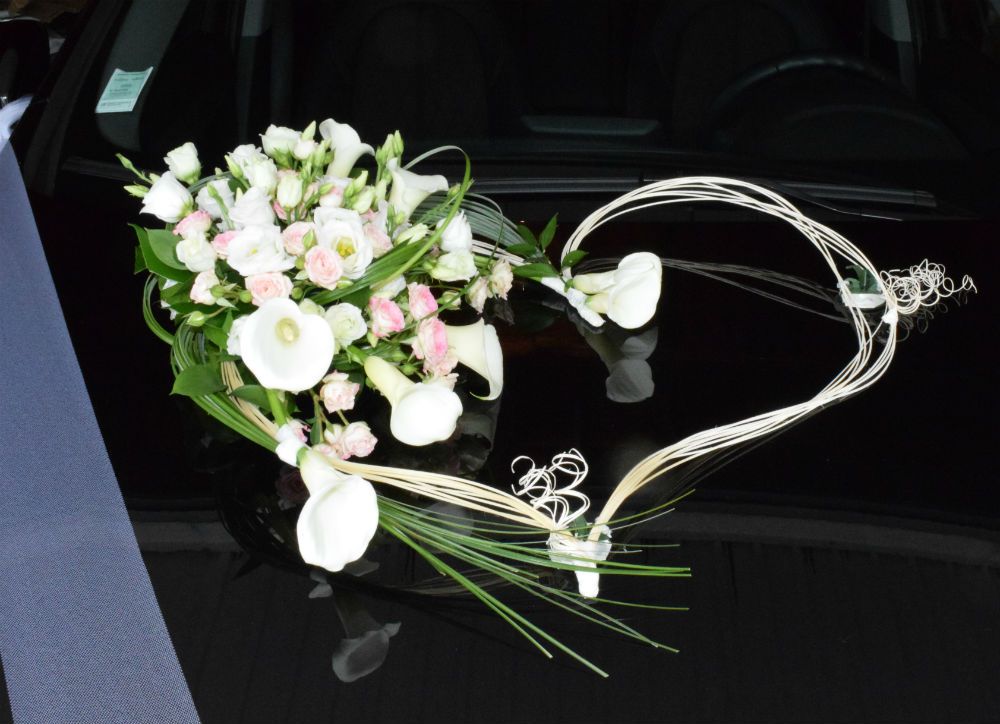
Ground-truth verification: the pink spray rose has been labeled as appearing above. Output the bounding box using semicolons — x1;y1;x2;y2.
319;371;360;413
338;422;378;459
304;245;344;289
413;318;457;377
407;282;438;320
174;210;212;238
281;221;314;255
466;276;490;313
489;259;514;299
211;230;237;257
368;297;405;337
245;272;293;306
362;208;392;258
190;270;219;305
322;422;378;460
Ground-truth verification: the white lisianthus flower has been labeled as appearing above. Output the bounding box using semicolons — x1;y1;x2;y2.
163;142;201;185
547;527;612;599
324;303;367;350
226;224;294;276
314;207;372;280
276;173;304;208
190;269;220;305
230;187;276;229
243;156;279;195
387;164;449;219
238;298;335;392
296;449;379;572
576;252;662;329
364;356;463;446
260;124;300;158
444;319;504;400
175;232;217;273
429;250;477;282
437;211;473;252
140;172;193;223
226;316;248;355
196;179;235;221
319;119;374;177
227;144;267;171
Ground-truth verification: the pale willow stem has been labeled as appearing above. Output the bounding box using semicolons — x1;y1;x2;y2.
226;178;973;543
223;356;554;530
221;362;277;436
556;177;974;541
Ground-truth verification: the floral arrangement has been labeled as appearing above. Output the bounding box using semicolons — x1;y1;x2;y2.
122;121;972;675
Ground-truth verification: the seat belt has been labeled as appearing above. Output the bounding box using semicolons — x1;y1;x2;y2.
0;145;199;723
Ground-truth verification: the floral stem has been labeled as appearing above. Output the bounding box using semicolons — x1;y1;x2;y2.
265;388;289;426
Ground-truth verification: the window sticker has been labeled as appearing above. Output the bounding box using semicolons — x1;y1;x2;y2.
95;67;154;114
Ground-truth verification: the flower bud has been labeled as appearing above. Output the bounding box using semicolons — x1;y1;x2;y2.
187;311;207;327
351;187;375;213
238;290;253;304
277;173;304;208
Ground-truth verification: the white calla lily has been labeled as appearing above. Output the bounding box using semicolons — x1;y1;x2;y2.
238;298;335;392
443;320;504;400
547;527;612;599
319;119;375;177
575;252;662;329
387;165;449;219
297;449;379;572
364;356;462;446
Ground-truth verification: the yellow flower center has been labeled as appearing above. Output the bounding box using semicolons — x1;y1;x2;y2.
336;236;355;258
275;318;300;344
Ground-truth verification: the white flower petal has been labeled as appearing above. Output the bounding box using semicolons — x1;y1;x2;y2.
297;450;379;572
239;299;335;392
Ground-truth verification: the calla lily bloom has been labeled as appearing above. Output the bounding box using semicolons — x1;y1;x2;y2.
364;356;463;446
319;119;375;178
297;449;380;573
573;252;663;329
238;298;335;392
387;164;449;219
444;320;504;400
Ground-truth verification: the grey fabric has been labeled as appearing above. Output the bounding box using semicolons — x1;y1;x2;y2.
0;145;199;723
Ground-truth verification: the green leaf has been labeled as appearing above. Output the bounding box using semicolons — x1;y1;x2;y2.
538;214;558;251
230;384;270;408
201;322;229;350
504;242;537;257
171;363;225;397
515;224;537;246
560;249;588;269
131;225;191;282
146;229;188;271
133;246;147;274
512;262;559;280
160;276;194;305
